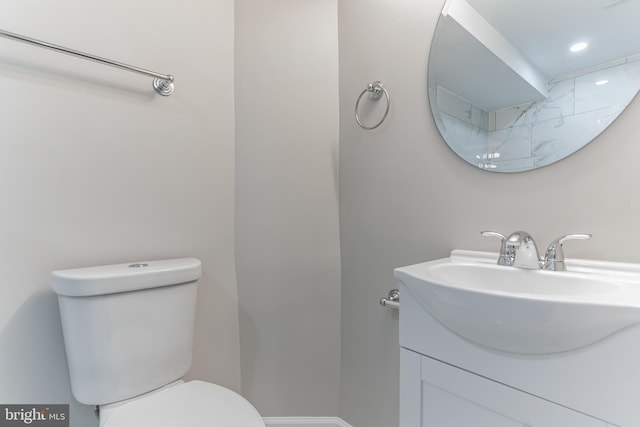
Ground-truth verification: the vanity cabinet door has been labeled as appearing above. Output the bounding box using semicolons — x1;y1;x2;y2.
406;351;610;427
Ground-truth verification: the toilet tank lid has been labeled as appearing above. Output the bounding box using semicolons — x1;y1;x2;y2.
51;258;202;297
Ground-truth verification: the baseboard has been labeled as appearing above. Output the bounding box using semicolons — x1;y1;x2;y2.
262;417;352;427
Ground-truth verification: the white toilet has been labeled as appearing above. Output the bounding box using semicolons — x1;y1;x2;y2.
51;258;265;427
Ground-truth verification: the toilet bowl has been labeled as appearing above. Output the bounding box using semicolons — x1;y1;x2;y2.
99;380;263;427
51;258;265;427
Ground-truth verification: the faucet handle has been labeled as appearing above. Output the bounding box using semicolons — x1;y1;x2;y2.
543;233;592;271
480;231;506;240
480;231;512;266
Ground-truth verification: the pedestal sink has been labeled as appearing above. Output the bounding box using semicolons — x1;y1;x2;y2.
394;250;640;354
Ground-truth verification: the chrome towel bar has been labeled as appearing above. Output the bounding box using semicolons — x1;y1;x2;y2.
0;28;174;96
380;289;399;310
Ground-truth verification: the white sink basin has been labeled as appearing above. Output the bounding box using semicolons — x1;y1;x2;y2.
394;250;640;354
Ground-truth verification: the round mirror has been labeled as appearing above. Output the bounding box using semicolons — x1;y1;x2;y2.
428;0;640;172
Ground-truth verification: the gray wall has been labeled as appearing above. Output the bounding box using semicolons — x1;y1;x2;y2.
338;0;640;426
0;1;238;426
235;0;342;417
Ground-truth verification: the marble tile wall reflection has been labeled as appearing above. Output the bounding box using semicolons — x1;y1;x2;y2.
432;57;640;172
490;58;640;170
493;79;575;130
431;86;490;168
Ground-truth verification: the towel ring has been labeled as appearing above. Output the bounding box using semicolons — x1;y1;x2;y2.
355;81;390;130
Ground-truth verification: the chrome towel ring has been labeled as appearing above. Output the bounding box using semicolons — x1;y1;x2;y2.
355;81;390;130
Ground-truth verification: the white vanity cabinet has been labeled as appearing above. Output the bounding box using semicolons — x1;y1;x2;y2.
398;280;632;427
400;349;612;427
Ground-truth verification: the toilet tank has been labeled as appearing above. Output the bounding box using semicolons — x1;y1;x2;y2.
51;258;202;405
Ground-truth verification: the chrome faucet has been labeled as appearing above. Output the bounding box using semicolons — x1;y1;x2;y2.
481;231;591;271
506;231;540;269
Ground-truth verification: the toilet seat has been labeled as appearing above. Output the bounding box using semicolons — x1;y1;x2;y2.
101;380;265;427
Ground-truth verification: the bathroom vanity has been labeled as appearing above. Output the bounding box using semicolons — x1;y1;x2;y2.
396;250;640;427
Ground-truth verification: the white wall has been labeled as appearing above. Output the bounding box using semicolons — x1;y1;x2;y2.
235;0;341;417
0;1;238;426
338;0;640;426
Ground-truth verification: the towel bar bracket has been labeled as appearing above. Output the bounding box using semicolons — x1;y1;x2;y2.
380;289;400;310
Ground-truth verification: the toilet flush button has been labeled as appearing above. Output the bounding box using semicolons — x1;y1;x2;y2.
128;263;149;268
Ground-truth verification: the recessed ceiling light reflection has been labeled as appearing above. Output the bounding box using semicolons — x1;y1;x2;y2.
570;42;589;52
595;80;609;86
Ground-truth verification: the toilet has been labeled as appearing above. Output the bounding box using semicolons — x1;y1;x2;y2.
51;258;265;427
